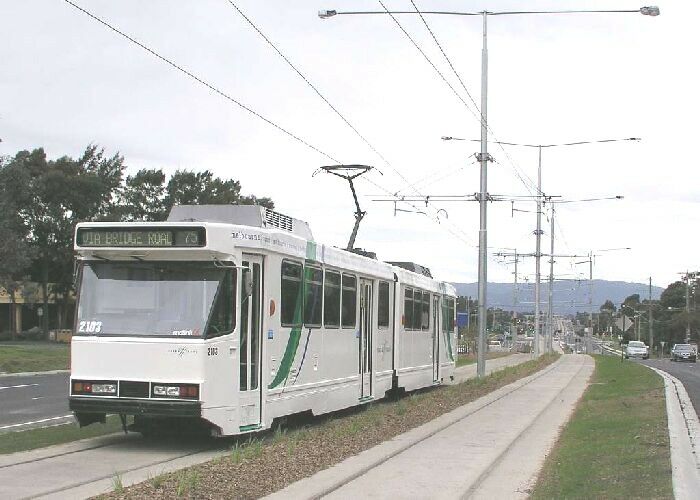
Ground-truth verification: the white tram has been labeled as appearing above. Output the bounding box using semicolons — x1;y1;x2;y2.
69;205;457;436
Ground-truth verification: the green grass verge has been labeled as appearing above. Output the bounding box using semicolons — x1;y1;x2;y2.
531;356;672;499
0;343;69;373
0;416;124;455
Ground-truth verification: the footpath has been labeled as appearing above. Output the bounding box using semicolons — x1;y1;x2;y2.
268;354;594;500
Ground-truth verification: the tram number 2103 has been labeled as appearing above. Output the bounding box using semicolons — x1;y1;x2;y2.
77;321;103;333
207;347;219;356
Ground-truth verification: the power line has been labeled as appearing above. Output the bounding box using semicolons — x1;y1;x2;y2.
226;0;485;248
62;0;499;262
409;0;483;127
224;0;398;178
407;1;540;196
377;0;483;126
62;0;340;163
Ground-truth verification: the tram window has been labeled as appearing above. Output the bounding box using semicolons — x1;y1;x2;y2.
442;298;448;333
206;269;236;338
341;274;357;328
448;298;455;332
250;263;261;390
421;292;430;330
378;281;390;328
281;260;303;327
404;288;414;330
240;268;249;390
442;297;455;333
411;290;422;330
304;266;323;327
324;271;341;328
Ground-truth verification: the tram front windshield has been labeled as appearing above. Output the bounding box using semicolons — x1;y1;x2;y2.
76;261;235;338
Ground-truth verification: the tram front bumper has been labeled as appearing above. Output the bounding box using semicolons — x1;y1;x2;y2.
69;397;202;418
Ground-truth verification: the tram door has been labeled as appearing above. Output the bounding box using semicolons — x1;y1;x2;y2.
359;279;373;399
432;295;440;382
238;255;263;429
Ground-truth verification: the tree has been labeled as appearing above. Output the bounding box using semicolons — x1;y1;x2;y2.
598;299;617;334
0;145;276;335
164;170;274;212
1;146;126;334
113;169;275;222
0;156;35;338
656;280;700;345
114;168;167;222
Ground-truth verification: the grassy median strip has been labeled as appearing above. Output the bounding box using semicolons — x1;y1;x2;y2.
0;416;123;455
102;353;559;499
531;355;672;499
0;343;69;373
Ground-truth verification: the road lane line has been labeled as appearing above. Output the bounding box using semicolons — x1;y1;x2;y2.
0;414;73;431
0;383;40;390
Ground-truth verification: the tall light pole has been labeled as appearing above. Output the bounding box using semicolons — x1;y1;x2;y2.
319;6;659;375
476;11;490;376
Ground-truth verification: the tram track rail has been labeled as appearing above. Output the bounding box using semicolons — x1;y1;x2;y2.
1;354;553;499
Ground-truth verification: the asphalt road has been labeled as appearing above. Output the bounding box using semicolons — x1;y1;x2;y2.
0;372;71;433
642;358;700;417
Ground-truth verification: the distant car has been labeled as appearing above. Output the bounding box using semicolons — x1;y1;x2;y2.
671;344;697;362
625;340;649;360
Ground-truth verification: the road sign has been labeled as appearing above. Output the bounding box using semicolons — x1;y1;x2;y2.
615;315;633;332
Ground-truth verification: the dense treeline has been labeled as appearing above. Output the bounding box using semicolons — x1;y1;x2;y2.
599;279;700;345
0;145;273;334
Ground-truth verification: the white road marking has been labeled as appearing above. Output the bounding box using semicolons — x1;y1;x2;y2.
31;396;45;400
0;415;73;431
0;383;40;391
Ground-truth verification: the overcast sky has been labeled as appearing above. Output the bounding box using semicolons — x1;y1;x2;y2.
1;1;694;289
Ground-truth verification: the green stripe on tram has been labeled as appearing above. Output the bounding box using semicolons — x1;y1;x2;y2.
445;329;454;361
268;243;317;389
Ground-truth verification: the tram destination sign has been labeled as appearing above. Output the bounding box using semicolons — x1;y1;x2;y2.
76;227;206;248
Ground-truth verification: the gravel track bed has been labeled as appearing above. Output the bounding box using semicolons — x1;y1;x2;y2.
102;354;558;499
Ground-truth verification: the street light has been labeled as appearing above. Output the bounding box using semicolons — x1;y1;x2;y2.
319;6;659;377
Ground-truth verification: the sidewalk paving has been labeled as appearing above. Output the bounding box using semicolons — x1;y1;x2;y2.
267;354;593;500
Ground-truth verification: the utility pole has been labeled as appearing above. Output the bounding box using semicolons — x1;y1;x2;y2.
685;270;691;343
546;205;555;354
475;11;490;378
534;146;543;357
588;252;593;354
512;249;518;349
649;277;653;350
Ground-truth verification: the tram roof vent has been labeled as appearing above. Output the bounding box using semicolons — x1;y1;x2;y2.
386;261;433;278
167;205;314;241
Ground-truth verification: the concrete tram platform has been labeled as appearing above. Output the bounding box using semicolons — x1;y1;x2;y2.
267;354;594;500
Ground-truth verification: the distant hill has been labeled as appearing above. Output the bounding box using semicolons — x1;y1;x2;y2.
452;280;663;315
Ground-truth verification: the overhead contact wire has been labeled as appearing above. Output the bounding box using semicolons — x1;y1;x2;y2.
225;0;398;176
407;1;540;196
62;0;340;163
227;0;464;233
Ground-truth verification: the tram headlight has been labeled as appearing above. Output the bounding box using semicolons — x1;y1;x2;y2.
152;383;199;400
